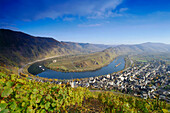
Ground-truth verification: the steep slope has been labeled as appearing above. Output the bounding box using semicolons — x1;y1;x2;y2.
0;71;168;113
0;29;109;66
0;29;70;66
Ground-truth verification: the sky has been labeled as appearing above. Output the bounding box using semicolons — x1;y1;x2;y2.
0;0;170;44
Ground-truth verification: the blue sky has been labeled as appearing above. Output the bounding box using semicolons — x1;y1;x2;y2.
0;0;170;44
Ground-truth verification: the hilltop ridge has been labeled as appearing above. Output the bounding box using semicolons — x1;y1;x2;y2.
0;29;170;68
0;29;109;66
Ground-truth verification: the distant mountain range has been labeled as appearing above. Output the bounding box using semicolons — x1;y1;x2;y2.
0;29;170;66
111;42;170;55
0;29;109;66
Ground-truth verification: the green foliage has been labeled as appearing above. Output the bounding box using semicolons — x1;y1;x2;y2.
1;87;13;97
0;72;169;112
0;103;8;111
0;72;91;112
96;92;168;113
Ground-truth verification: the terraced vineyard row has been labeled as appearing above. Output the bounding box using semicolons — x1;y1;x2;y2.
0;71;169;112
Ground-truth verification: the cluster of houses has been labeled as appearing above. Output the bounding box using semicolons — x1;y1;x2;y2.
31;59;169;102
68;60;170;102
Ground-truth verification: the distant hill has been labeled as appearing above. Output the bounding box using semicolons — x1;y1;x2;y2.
63;41;111;53
112;42;170;55
0;29;169;67
0;29;109;66
28;42;170;74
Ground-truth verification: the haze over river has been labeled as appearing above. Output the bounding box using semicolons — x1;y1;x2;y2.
37;57;125;79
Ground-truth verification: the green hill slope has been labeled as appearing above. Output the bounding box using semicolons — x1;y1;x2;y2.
42;48;117;72
0;70;169;112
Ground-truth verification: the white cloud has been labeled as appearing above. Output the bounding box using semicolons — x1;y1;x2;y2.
78;24;102;27
36;0;123;20
0;0;125;23
62;17;75;21
119;8;128;12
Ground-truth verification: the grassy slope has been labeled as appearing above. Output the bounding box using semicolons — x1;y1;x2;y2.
0;69;169;112
44;47;117;72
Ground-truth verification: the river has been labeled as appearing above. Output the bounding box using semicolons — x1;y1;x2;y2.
36;57;125;79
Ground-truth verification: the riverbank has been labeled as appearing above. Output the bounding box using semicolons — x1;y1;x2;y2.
19;54;72;77
25;55;129;80
124;56;132;69
36;57;125;79
45;51;117;73
46;57;116;73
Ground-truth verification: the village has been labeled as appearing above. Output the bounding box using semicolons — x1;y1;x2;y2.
31;59;170;102
66;60;170;102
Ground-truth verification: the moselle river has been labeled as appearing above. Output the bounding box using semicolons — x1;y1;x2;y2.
37;56;125;79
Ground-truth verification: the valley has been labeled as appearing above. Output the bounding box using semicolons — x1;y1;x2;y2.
0;32;169;112
0;29;170;112
35;57;125;79
43;49;117;72
1;0;170;112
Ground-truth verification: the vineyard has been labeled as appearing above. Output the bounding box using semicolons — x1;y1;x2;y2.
0;71;169;112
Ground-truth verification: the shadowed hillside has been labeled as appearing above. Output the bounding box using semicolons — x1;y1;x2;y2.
0;29;109;66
